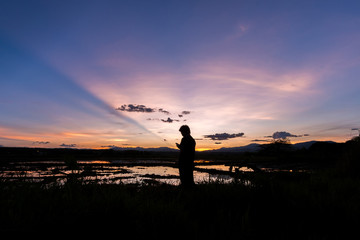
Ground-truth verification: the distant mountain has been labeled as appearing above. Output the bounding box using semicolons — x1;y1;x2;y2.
111;146;179;152
202;143;261;153
202;141;338;153
292;141;318;149
292;141;337;149
145;147;179;152
109;141;338;153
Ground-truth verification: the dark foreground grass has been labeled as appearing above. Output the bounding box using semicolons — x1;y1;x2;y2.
1;171;360;239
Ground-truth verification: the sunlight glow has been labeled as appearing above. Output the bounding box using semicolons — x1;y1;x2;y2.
1;1;359;149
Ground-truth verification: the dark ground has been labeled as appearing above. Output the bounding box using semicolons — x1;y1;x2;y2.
1;139;359;239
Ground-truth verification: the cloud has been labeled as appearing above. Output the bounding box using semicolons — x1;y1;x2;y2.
204;132;245;141
147;117;180;123
158;108;171;115
215;142;222;144
60;143;77;148
251;139;271;142
273;131;298;139
226;23;249;41
178;111;191;118
116;104;156;113
116;104;173;116
115;104;191;125
267;131;309;139
33;141;50;145
161;117;180;123
101;145;118;148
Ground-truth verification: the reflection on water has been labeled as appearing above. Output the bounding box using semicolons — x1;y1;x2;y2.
196;165;253;173
0;160;253;185
78;160;111;164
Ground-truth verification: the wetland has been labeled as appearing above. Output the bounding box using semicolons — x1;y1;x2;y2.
1;140;360;239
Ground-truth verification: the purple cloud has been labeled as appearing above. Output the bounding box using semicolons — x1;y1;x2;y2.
266;131;309;139
33;141;50;145
116;104;155;113
161;117;180;123
204;132;245;141
158;108;171;115
60;143;77;148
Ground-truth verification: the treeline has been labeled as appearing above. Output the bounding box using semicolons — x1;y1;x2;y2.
196;137;360;169
1;137;359;168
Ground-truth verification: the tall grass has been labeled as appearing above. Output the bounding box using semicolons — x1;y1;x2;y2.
1;169;360;239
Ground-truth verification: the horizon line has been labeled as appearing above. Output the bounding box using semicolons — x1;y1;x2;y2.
0;139;345;152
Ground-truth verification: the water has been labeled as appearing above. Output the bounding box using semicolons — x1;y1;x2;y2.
196;165;253;172
0;160;247;185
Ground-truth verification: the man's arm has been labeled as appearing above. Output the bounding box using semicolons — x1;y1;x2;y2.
176;138;184;149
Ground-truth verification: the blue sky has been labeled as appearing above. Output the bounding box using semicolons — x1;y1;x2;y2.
1;0;360;149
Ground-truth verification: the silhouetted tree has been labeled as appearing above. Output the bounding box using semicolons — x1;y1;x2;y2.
350;135;360;143
260;138;292;156
341;135;360;175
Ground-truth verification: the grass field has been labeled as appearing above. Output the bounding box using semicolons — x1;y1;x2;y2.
1;168;359;239
1;139;359;238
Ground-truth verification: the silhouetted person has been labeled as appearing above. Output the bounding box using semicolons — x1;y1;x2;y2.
176;125;196;187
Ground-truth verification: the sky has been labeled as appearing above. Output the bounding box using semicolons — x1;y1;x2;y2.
1;0;360;150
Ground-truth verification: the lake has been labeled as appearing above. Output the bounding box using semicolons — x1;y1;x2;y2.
0;159;254;185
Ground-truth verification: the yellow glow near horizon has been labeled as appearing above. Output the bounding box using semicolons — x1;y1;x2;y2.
196;148;213;152
111;138;129;142
62;132;92;137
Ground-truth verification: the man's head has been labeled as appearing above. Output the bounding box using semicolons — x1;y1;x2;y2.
179;125;191;136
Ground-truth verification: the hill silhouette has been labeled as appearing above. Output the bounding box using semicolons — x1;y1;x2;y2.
201;141;337;153
0;140;341;161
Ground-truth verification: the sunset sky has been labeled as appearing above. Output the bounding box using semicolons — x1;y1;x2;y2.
1;0;360;150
